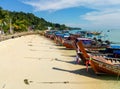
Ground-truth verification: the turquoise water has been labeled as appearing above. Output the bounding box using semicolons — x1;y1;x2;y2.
100;29;120;43
69;29;120;44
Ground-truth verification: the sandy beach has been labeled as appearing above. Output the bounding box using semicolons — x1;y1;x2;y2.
0;34;119;89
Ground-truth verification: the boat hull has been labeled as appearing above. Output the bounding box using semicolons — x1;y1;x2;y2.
90;58;120;75
62;39;74;49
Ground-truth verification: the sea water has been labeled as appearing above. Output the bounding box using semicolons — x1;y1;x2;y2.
101;29;120;43
70;29;120;43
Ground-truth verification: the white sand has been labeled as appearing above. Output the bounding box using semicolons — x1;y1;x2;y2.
0;35;119;89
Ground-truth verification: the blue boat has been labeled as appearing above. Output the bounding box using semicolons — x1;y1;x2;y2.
106;44;120;58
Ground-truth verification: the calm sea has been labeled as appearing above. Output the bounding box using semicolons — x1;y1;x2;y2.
99;29;120;44
70;29;120;44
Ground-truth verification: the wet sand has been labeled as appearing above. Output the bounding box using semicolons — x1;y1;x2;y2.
0;35;119;89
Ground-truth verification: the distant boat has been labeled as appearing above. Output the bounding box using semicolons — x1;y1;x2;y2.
107;30;110;32
92;31;102;35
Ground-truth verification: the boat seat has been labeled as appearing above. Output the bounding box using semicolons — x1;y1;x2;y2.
92;56;113;65
91;53;108;57
104;57;120;63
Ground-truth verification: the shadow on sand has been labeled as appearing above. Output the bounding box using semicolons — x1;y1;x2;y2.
57;47;74;50
54;58;77;65
54;58;88;66
52;67;120;81
62;54;76;57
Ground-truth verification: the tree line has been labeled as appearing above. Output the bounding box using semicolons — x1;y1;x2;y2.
0;7;69;34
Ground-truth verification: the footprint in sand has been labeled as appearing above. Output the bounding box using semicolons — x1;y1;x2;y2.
24;79;33;85
24;79;29;85
2;84;6;88
28;44;33;46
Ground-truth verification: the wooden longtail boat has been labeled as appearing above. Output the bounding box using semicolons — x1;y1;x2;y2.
90;56;120;75
106;45;120;58
76;40;120;75
73;38;96;64
76;40;91;64
62;35;80;49
54;32;70;46
63;37;92;49
74;38;111;64
62;39;74;49
54;36;63;45
44;30;56;40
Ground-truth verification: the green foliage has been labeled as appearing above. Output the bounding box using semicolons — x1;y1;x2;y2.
0;7;69;34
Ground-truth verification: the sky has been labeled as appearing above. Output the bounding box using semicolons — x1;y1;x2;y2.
0;0;120;30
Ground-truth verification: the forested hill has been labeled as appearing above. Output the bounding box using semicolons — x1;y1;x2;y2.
0;7;68;34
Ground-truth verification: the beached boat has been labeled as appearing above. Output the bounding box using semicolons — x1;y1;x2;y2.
62;37;92;49
106;44;120;58
44;30;56;40
62;39;75;49
76;40;120;76
74;37;112;63
54;34;63;45
54;31;70;45
62;35;78;49
75;40;91;64
90;56;120;75
62;30;88;49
